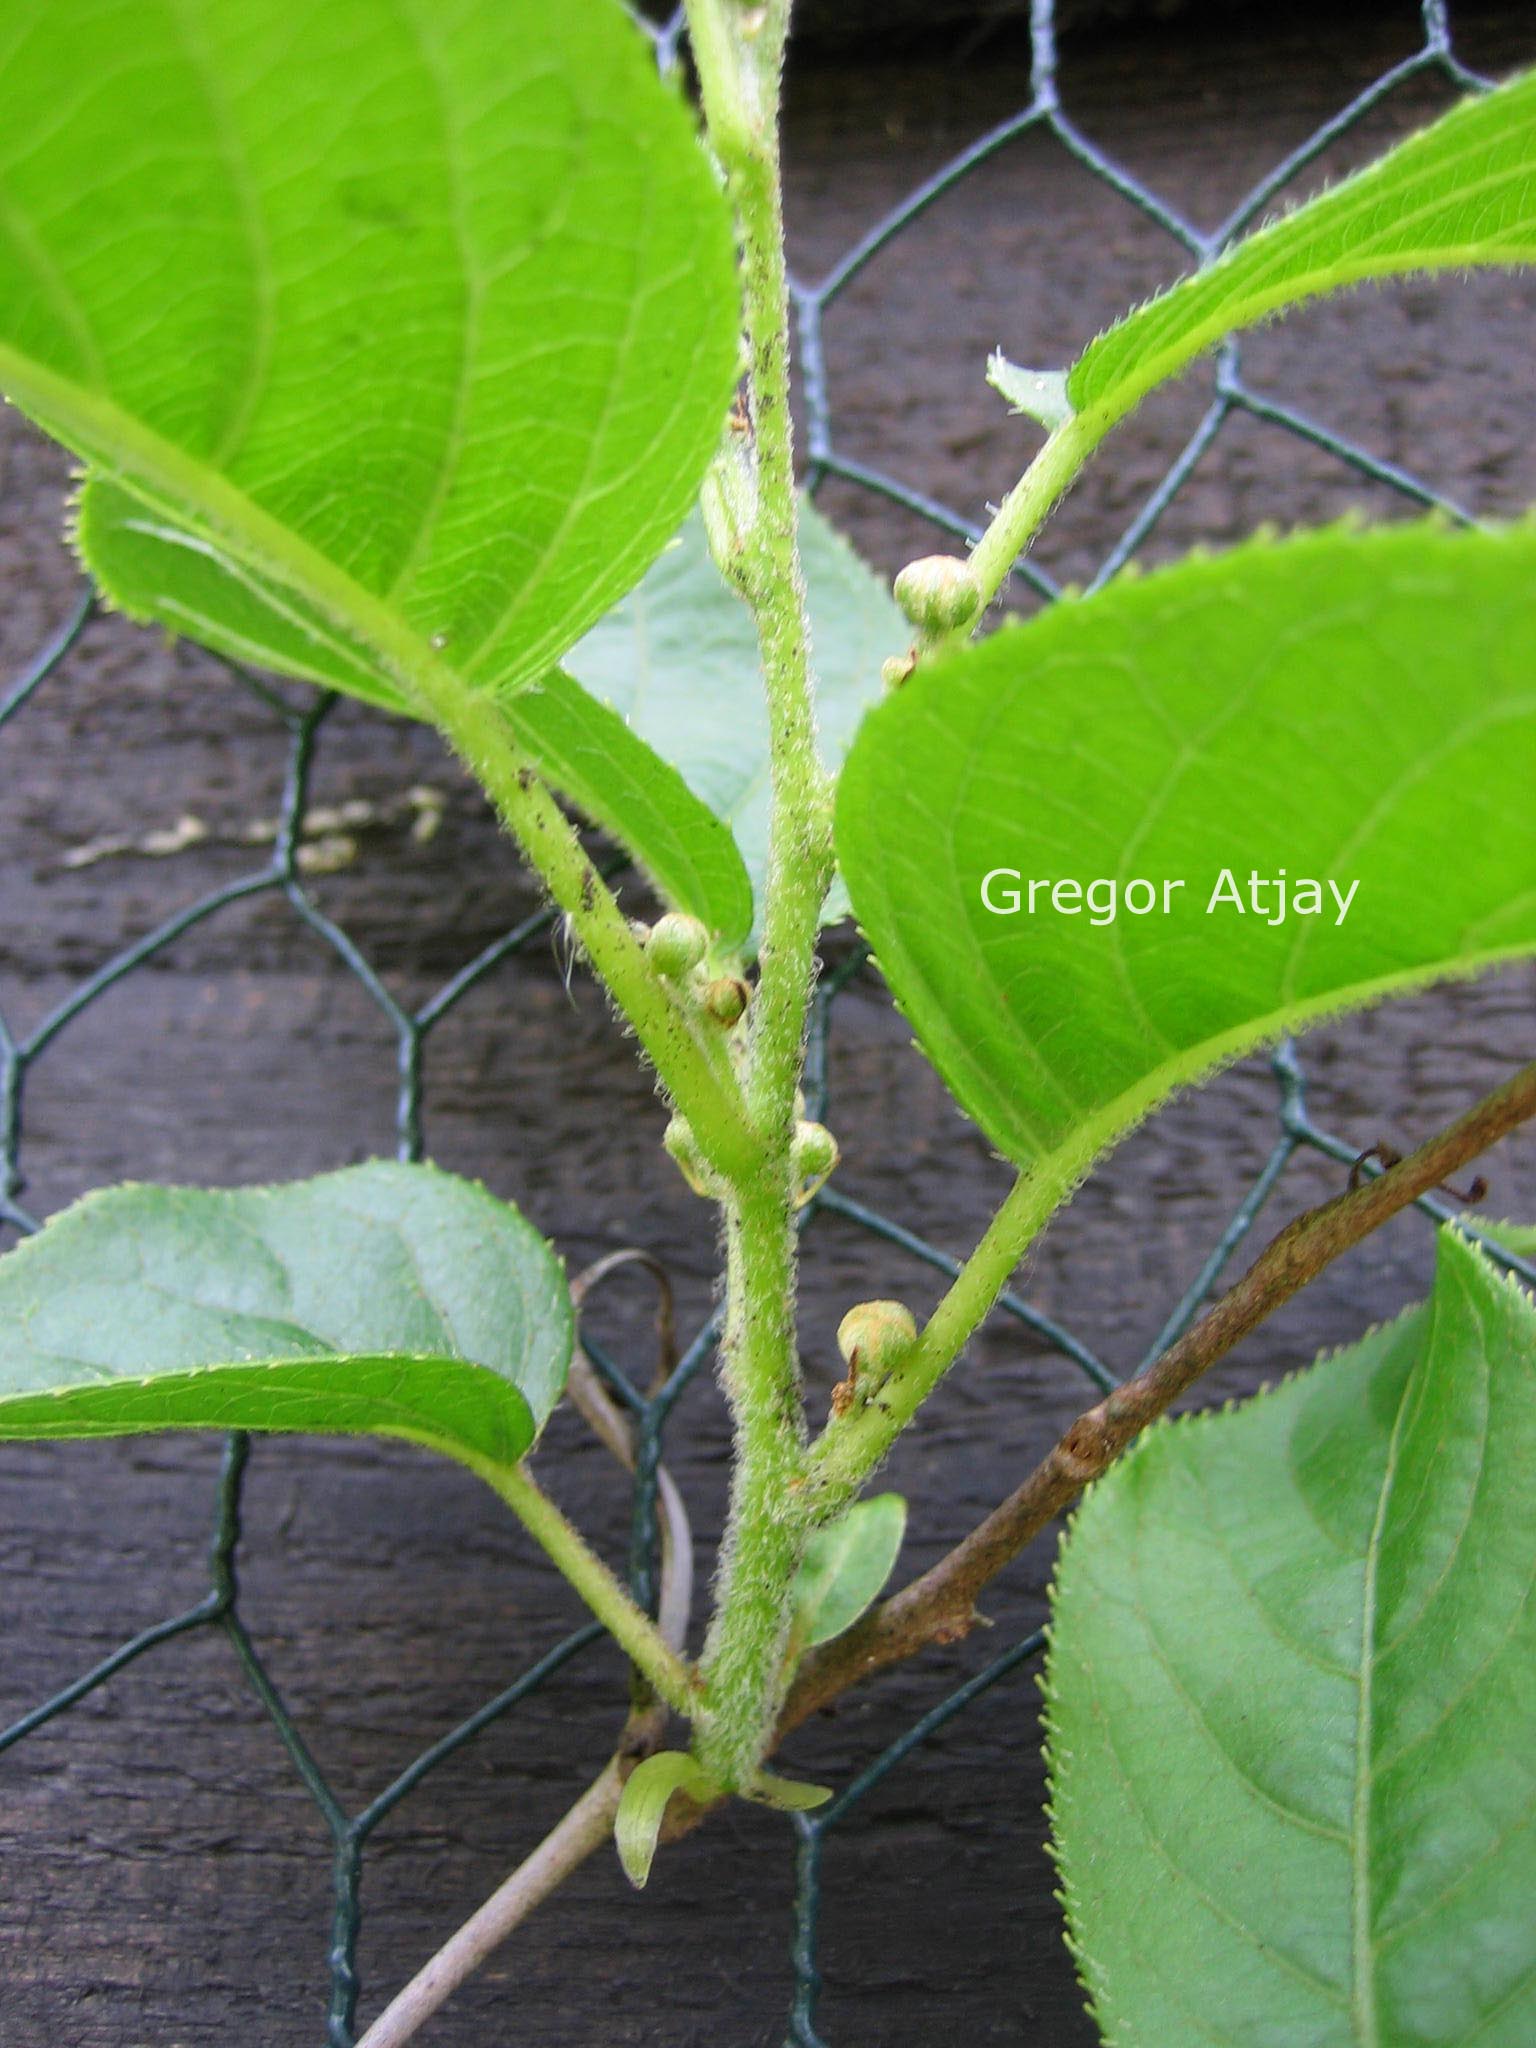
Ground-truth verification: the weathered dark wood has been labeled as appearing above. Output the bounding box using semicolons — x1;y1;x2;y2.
2;9;1535;2045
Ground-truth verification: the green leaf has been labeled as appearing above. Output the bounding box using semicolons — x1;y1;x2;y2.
836;522;1536;1194
793;1493;908;1649
616;1751;720;1888
1045;1229;1536;2046
615;1753;830;1887
1464;1215;1536;1260
82;493;896;953
0;1163;570;1469
82;483;755;942
2;0;738;706
1070;70;1536;433
987;351;1074;431
745;1769;833;1814
563;501;902;942
514;669;755;946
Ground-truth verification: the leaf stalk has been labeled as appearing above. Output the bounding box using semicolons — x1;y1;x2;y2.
467;1456;699;1722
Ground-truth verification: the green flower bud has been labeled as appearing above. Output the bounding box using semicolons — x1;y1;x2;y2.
836;1300;917;1379
646;912;710;980
893;555;982;636
701;975;750;1027
830;1300;918;1420
881;651;917;693
791;1119;839;1202
663;1114;714;1197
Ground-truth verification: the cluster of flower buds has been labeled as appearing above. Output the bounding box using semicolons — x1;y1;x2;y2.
641;912;753;1033
644;920;843;1207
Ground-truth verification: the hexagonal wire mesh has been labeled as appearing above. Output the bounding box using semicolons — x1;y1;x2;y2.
2;2;1534;2043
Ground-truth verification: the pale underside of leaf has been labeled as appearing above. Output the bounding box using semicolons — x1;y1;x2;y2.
1069;69;1536;431
836;522;1536;1205
562;501;904;944
1045;1230;1536;2046
0;1163;572;1469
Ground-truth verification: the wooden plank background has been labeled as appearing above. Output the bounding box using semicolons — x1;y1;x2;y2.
1;6;1534;2043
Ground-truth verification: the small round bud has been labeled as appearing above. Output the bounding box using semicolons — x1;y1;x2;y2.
836;1300;918;1379
701;975;750;1027
881;652;917;693
893;555;982;636
663;1114;713;1197
792;1119;839;1185
646;912;710;980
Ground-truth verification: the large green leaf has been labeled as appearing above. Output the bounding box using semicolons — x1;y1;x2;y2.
562;501;902;939
836;523;1536;1192
1045;1229;1536;2046
0;1164;570;1469
1068;69;1536;433
0;0;738;706
82;485;756;944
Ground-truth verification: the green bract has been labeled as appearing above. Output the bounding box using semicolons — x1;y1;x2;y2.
1;0;738;706
1046;1230;1536;2046
615;1751;830;1889
0;1164;570;1470
1068;69;1536;431
616;1752;720;1889
792;1492;907;1650
837;522;1536;1189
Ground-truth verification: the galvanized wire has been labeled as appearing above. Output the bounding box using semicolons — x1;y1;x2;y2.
1;4;1532;2042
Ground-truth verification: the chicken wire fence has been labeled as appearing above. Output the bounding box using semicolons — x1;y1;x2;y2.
1;3;1533;2042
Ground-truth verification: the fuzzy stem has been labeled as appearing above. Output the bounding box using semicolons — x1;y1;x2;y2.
790;1056;1536;1717
361;1066;1536;2041
422;684;759;1186
693;1181;811;1787
465;1456;699;1721
0;351;756;1184
683;0;828;1788
688;1;832;1135
806;1143;1088;1509
958;411;1100;622
902;390;1131;669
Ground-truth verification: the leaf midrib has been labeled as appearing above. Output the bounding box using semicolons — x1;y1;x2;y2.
1080;236;1530;432
1351;1324;1424;2046
0;1350;530;1460
0;340;466;721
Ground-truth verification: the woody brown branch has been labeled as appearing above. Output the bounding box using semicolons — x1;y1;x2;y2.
779;1056;1536;1734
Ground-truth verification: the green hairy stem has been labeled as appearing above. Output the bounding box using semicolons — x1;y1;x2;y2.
680;0;831;1788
